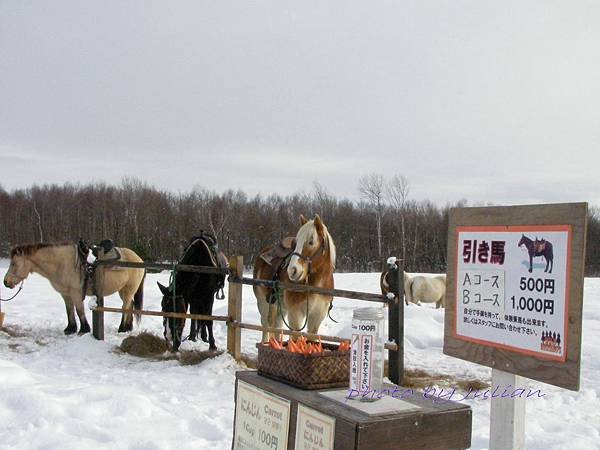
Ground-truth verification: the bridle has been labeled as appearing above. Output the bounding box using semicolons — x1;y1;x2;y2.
290;233;330;281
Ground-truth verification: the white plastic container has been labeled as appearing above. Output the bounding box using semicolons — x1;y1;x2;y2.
349;306;385;401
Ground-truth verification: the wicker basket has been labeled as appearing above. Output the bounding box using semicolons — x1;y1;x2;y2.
256;342;350;390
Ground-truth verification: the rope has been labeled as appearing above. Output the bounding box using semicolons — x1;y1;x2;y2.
273;280;309;332
327;299;338;323
0;281;24;302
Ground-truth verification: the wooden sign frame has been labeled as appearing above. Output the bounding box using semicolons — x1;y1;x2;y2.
443;202;587;391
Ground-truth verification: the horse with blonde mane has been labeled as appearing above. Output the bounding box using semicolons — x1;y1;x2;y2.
3;243;145;334
253;214;336;342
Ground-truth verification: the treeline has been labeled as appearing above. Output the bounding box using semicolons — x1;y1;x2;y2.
0;178;598;275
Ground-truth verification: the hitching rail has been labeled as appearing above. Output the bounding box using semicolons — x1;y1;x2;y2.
91;254;405;384
230;276;392;304
94;306;229;322
95;260;229;275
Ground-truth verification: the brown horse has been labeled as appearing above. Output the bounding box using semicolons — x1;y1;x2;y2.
518;234;554;273
3;243;145;334
253;214;336;342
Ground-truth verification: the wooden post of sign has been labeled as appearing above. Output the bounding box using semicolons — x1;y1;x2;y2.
489;369;526;450
227;256;243;361
92;250;105;341
387;259;404;386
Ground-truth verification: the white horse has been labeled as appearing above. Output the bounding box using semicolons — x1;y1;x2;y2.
405;274;447;308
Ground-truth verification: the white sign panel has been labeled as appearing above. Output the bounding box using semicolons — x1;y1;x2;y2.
234;380;291;450
455;225;571;361
294;404;335;450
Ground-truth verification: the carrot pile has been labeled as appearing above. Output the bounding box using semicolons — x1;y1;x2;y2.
267;336;351;355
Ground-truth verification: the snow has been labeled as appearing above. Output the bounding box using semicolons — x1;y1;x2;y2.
1;260;599;450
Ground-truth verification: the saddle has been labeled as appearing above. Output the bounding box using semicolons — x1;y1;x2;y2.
181;232;229;299
534;239;547;254
76;238;123;300
77;238;122;274
184;233;226;269
259;237;296;289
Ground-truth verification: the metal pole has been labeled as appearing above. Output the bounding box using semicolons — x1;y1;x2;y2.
387;259;404;385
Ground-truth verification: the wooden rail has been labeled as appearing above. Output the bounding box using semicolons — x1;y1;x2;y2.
91;254;405;384
95;260;229;275
230;276;391;304
94;306;229;322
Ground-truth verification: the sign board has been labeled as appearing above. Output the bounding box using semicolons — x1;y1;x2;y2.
294;404;335;450
233;380;291;450
444;203;587;391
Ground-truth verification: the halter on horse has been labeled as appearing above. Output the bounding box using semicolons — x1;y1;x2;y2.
253;214;336;342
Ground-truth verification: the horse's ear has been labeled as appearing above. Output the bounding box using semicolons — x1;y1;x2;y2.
314;214;323;231
299;214;308;226
157;282;171;296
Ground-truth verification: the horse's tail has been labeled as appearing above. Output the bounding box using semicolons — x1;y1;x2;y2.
133;270;145;324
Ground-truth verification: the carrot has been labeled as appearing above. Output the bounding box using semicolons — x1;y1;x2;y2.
269;337;283;350
287;339;299;353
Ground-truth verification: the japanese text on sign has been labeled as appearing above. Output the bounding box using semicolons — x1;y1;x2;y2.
234;380;291;450
455;227;570;361
294;404;335;450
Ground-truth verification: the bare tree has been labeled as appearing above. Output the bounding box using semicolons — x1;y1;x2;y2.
358;173;386;265
387;175;410;264
32;200;44;242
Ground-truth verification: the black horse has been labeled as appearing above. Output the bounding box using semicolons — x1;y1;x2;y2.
157;233;228;352
518;234;553;273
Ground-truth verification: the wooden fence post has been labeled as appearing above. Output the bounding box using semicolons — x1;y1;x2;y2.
92;249;105;340
227;256;243;361
387;259;404;385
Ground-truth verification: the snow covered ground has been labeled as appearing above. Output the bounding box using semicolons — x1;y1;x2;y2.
1;261;598;450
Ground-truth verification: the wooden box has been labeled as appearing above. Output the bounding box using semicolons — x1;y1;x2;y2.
233;370;472;450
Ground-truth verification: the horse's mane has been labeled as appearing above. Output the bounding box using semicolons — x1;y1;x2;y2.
297;220;337;269
10;242;71;257
324;225;337;269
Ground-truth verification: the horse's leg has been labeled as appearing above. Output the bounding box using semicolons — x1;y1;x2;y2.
529;254;533;273
189;301;198;342
305;295;330;335
206;320;217;351
73;293;90;334
206;295;216;350
549;256;553;274
62;295;78;335
286;294;309;332
118;289;134;332
200;320;208;342
256;286;280;342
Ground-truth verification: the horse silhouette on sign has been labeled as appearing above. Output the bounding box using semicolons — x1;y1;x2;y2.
518;235;553;273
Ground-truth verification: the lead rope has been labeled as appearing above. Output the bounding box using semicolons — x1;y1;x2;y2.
0;281;24;302
273;280;309;333
169;263;186;345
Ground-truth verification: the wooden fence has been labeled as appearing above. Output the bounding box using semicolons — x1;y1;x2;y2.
91;254;406;384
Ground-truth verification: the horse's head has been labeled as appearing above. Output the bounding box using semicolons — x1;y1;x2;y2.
157;282;186;352
517;234;526;247
287;214;336;283
4;248;33;288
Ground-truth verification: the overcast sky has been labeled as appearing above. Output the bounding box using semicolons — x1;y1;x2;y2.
1;1;599;206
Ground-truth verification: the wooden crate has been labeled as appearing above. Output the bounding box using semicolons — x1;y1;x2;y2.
233;370;472;450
